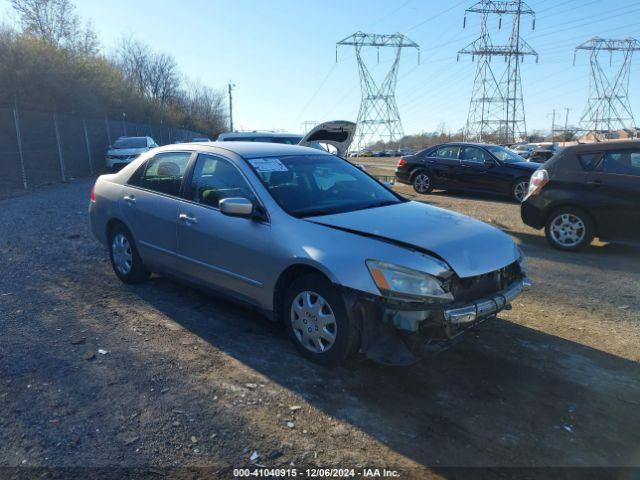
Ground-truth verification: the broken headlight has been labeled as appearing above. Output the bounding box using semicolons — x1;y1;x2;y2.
366;260;453;302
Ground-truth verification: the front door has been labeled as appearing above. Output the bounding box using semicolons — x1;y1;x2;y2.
455;146;496;191
587;148;640;240
176;153;272;303
121;151;192;271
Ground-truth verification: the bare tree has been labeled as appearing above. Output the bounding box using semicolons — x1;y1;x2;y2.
116;37;180;108
10;0;97;53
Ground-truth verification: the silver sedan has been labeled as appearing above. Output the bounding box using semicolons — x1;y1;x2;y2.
89;142;530;366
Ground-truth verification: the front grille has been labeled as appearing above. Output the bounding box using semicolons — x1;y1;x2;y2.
447;262;521;302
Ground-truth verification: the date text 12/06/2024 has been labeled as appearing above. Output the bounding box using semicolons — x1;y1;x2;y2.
233;468;401;477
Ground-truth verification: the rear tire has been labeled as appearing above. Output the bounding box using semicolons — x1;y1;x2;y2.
412;171;433;194
512;178;529;202
282;274;359;366
545;207;594;251
108;224;151;283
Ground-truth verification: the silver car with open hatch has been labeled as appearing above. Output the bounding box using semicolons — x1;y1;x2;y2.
89;141;530;365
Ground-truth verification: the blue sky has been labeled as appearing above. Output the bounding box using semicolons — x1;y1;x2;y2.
2;0;640;135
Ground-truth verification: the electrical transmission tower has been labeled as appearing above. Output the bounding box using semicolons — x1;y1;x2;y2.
458;0;537;143
574;37;640;133
337;32;419;152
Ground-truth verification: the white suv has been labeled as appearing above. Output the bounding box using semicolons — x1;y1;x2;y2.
106;136;158;171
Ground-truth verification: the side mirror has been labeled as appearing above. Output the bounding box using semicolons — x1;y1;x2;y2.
484;159;496;168
219;197;254;217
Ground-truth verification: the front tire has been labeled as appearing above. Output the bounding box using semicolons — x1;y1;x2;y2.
282;274;359;366
545;207;594;251
412;171;433;194
108;224;150;283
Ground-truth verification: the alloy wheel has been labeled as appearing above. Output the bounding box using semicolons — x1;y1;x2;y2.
550;213;586;248
290;291;337;353
111;233;133;275
514;181;529;202
414;173;431;193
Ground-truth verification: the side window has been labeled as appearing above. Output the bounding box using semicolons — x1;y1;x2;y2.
461;147;492;163
190;154;255;208
141;152;191;196
577;152;603;171
434;146;460;159
602;150;640;177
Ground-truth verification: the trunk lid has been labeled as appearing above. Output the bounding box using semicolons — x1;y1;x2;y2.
299;120;356;157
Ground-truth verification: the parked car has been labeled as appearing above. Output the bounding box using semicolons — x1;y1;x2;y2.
89;142;529;366
528;149;556;164
217;121;355;158
510;144;536;159
106;136;157;171
395;142;539;202
190;137;212;142
521;140;640;251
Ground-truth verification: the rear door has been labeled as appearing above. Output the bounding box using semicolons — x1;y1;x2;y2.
298;121;356;157
175;153;273;303
121;151;193;271
587;148;640;240
424;145;461;188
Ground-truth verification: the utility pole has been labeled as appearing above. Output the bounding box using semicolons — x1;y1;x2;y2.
549;109;556;142
337;32;419;152
574;37;640;133
458;0;537;144
228;83;236;132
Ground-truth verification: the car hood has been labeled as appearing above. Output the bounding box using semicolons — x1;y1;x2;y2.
309;201;519;278
508;161;539;170
108;148;148;156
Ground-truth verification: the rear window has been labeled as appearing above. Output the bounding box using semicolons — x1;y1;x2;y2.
577;152;603;170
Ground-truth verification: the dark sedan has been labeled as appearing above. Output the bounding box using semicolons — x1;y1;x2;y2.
395;143;540;202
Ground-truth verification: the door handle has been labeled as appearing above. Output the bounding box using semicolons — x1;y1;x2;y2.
123;195;136;204
179;213;198;224
427;160;436;164
586;179;602;186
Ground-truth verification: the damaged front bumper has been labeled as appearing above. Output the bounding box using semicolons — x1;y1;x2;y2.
342;277;532;366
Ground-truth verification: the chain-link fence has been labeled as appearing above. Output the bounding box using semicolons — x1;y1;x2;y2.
0;106;206;196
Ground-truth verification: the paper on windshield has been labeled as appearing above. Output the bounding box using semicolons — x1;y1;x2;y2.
248;158;288;173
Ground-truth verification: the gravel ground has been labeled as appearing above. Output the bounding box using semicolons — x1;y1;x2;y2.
0;172;639;479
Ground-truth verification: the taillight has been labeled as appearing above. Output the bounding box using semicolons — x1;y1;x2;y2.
397;157;407;167
90;184;96;202
526;169;549;199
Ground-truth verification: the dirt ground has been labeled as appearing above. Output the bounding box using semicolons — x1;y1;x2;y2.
1;166;639;479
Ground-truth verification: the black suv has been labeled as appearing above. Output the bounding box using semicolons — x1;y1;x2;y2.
395;143;539;202
521;141;640;251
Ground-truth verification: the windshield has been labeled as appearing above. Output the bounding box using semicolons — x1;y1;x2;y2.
248;155;403;218
113;137;147;149
486;145;526;163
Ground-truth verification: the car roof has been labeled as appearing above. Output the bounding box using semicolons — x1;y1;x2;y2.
565;140;640;152
156;141;331;159
217;131;302;139
434;142;501;149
